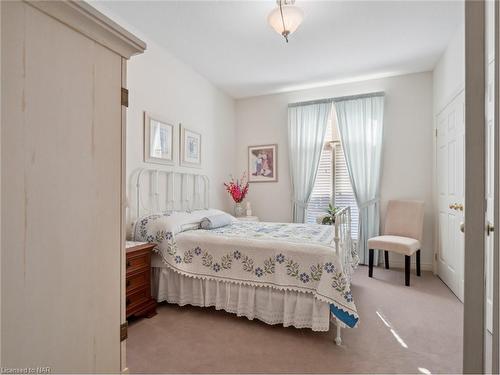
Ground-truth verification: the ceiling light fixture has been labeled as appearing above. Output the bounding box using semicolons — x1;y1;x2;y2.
267;0;304;43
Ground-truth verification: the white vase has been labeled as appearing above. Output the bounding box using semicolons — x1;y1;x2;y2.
234;202;245;217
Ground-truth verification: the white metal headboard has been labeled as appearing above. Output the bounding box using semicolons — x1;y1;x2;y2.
131;168;210;221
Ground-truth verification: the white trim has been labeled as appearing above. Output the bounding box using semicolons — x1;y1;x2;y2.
435;85;466;117
432;120;438;275
25;0;146;58
120;58;128;375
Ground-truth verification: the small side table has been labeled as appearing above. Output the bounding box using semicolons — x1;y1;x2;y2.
237;216;260;222
125;241;157;319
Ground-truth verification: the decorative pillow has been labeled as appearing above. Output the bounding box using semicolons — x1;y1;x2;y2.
133;209;233;241
200;213;234;230
180;222;200;232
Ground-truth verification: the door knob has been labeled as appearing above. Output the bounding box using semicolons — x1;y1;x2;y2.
487;222;495;236
458;204;464;211
460;222;465;233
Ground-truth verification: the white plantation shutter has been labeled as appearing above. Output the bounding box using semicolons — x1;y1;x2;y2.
305;119;333;224
334;143;359;239
305;145;333;224
305;120;359;239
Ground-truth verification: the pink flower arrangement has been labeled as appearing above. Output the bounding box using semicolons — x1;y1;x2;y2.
224;173;249;203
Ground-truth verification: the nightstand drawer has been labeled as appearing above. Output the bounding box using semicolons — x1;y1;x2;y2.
126;242;157;319
126;270;149;293
126;287;149;312
126;253;149;274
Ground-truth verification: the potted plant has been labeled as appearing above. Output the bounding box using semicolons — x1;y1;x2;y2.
320;203;339;225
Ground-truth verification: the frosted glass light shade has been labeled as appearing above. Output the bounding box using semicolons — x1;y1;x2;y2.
267;3;304;39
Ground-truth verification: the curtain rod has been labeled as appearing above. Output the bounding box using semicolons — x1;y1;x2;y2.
287;91;385;108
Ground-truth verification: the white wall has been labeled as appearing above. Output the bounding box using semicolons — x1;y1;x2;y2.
91;3;237;225
125;40;236;222
433;24;465;114
235;72;435;268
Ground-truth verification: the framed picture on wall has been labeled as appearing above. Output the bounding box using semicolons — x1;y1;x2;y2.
180;124;202;167
248;144;278;182
144;112;175;165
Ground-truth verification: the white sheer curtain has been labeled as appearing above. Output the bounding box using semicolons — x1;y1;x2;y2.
334;93;385;265
287;101;332;223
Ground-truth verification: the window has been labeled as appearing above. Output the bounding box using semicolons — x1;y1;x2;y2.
305;114;359;239
305;122;333;224
332;142;359;239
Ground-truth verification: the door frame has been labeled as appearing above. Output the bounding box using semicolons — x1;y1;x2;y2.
463;0;486;373
493;0;499;372
120;59;128;374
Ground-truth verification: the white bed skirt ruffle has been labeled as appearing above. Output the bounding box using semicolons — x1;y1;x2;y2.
152;267;331;331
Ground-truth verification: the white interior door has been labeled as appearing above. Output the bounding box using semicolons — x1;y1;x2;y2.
437;91;465;301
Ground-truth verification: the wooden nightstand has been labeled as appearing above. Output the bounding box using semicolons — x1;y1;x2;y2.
125;241;157;319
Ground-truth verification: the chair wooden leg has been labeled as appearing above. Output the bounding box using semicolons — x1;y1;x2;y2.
384;251;389;269
368;249;374;278
416;249;421;276
405;255;410;286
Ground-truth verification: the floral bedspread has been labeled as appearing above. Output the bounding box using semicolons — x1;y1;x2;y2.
208;221;334;244
134;211;359;328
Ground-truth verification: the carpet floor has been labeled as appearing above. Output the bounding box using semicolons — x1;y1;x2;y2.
127;266;463;374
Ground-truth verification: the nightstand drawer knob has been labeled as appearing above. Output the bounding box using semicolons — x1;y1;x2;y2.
126;279;131;287
126;260;131;268
126;298;131;306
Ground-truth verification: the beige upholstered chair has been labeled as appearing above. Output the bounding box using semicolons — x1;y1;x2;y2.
368;200;425;286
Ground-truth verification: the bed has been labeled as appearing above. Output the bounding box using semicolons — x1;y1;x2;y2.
129;168;359;344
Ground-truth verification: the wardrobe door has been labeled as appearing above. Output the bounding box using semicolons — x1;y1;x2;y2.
2;2;129;371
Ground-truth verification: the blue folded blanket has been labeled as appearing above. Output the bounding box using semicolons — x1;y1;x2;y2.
200;213;233;230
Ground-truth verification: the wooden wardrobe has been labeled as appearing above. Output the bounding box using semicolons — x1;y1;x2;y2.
1;1;145;372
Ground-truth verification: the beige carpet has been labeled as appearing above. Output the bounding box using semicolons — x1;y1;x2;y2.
127;266;463;374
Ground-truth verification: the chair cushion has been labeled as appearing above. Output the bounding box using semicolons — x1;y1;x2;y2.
384;200;425;242
367;235;420;256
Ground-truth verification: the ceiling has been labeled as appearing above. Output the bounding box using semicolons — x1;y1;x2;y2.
98;1;463;99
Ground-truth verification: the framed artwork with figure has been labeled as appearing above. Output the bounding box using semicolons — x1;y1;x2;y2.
180;124;202;167
248;144;278;182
